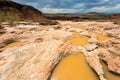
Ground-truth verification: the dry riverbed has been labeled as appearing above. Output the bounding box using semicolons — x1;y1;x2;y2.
0;21;120;80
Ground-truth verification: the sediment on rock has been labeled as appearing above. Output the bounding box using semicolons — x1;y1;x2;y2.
88;34;99;44
1;20;120;80
0;34;16;48
99;38;120;56
98;48;120;74
79;21;120;39
0;39;80;80
81;47;107;80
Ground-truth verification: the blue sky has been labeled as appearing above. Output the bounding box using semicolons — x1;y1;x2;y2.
13;0;120;13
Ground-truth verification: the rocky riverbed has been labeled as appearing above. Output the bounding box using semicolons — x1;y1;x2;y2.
0;21;120;80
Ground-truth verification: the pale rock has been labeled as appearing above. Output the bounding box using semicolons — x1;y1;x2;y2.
98;48;120;74
0;34;16;48
80;31;91;37
106;57;120;74
0;39;80;80
108;47;120;56
84;44;98;51
81;48;107;80
101;38;120;55
88;34;99;44
67;28;82;33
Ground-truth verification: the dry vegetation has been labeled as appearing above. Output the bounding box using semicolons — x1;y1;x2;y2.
0;11;20;26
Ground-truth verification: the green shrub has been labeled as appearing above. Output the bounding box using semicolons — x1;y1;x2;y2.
0;11;20;26
0;11;6;22
0;24;1;29
6;14;20;26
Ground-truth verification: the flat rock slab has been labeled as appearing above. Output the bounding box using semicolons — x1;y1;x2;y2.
0;39;79;80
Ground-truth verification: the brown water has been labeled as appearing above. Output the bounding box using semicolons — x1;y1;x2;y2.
51;31;119;80
68;32;89;46
51;53;99;80
0;42;25;50
92;32;110;42
101;61;120;80
51;33;99;80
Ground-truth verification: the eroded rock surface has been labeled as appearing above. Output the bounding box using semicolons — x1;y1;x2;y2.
79;21;120;39
0;24;72;48
88;34;99;44
0;39;80;80
81;46;107;80
0;34;16;48
1;21;120;80
99;38;120;55
98;48;120;74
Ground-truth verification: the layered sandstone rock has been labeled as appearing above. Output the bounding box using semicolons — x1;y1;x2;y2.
98;48;120;74
80;31;91;37
0;24;73;49
81;46;107;80
0;0;58;25
0;34;16;48
99;38;120;55
0;39;80;80
1;20;120;80
84;44;98;51
88;34;99;44
85;53;107;80
16;27;72;42
79;21;120;39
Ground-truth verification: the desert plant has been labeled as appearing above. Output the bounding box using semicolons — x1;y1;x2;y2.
6;14;20;26
0;11;20;26
0;24;2;29
0;11;6;22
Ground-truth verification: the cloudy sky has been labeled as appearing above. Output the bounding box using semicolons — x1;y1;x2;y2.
13;0;120;13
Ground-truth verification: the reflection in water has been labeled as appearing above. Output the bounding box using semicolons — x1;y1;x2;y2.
101;61;120;80
92;32;110;42
68;32;89;46
51;53;99;80
51;32;120;80
51;33;99;80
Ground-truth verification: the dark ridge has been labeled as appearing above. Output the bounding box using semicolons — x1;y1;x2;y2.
0;0;45;21
0;0;58;25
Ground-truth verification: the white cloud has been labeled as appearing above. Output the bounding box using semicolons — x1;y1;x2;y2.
26;2;38;7
39;4;83;13
40;7;78;13
74;3;85;8
87;4;120;12
90;0;110;5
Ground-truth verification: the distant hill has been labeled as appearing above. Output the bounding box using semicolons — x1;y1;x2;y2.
0;0;46;21
87;12;101;14
111;14;120;19
45;13;111;21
